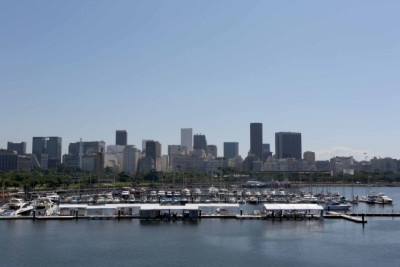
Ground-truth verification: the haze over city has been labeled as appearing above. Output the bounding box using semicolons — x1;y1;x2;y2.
1;1;400;160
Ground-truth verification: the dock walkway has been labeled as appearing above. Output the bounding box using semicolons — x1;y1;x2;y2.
324;212;366;224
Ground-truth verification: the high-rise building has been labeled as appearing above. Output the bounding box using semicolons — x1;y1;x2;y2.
47;137;62;163
207;145;217;158
193;134;207;152
262;144;272;161
123;145;141;174
224;142;239;159
116;130;127;146
275;132;302;160
303;151;316;166
32;137;62;169
181;128;193;152
145;140;161;162
32;137;47;163
250;123;263;161
0;149;37;171
95;152;105;180
0;150;17;171
7;142;26;155
68;141;105;156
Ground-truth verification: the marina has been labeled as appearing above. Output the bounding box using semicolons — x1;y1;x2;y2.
1;185;399;225
0;186;388;266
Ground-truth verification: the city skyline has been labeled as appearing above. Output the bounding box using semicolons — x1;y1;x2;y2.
0;126;394;162
1;1;400;161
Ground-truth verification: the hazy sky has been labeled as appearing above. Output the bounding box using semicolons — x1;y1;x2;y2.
1;1;399;160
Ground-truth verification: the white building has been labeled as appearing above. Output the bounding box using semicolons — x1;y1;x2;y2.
123;146;141;174
181;128;193;152
330;156;355;175
105;145;125;172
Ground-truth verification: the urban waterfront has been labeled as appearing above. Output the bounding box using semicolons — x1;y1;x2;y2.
1;186;399;267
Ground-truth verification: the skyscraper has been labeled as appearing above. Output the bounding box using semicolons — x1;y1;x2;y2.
193;134;207;152
250;123;263;161
32;137;47;162
224;142;239;159
47;137;62;162
207;145;217;158
32;137;62;169
181;128;193;152
145;140;161;162
123;145;141;174
7;142;26;155
275;132;302;160
116;130;127;146
262;143;272;161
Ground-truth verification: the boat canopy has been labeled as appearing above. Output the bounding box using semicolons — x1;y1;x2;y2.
140;204;200;211
198;203;239;208
264;204;324;211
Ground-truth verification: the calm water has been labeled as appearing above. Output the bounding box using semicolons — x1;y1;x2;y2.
1;186;400;267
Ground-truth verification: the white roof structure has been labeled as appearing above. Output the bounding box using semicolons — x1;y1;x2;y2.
140;204;200;211
104;204;143;208
87;206;116;210
59;204;88;209
198;203;240;208
263;204;324;211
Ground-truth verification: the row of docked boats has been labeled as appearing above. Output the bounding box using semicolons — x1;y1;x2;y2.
1;187;393;216
359;192;393;205
0;196;59;217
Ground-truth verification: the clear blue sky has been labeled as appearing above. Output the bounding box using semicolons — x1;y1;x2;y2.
1;0;399;160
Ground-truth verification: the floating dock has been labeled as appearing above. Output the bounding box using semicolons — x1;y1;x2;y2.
324;211;367;224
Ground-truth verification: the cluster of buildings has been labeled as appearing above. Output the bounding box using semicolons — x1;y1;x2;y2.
1;123;399;177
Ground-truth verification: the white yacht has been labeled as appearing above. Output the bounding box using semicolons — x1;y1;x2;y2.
374;193;393;204
1;198;34;216
324;200;351;211
193;188;202;196
46;192;60;203
33;197;59;216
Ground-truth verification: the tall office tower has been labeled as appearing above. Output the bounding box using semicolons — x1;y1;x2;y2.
7;142;27;155
181;128;193;152
95;152;105;179
68;141;105;157
145;140;161;162
304;151;316;166
262;143;272;161
224;142;239;159
193;134;207;151
207;145;217;158
275;132;302;160
116;130;127;146
47;137;62;162
123;145;141;174
32;137;47;162
250;123;263;161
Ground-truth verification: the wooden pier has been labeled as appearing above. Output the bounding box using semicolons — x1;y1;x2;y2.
324;212;367;224
350;213;400;217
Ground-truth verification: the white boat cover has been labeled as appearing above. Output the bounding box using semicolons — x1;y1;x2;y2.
263;204;324;211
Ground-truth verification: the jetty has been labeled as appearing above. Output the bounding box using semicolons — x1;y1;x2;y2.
324;211;367;224
3;203;400;225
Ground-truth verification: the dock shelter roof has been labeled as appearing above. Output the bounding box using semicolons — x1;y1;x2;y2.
140;204;200;211
59;204;88;209
264;204;323;211
198;203;239;208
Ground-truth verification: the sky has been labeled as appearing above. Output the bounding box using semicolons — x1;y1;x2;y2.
1;0;400;161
